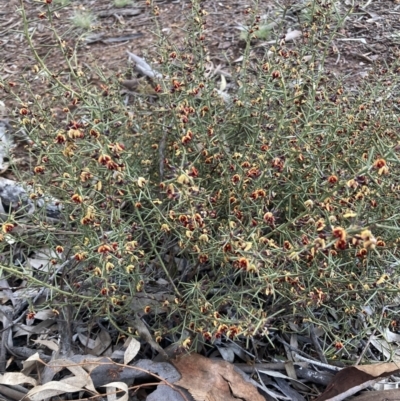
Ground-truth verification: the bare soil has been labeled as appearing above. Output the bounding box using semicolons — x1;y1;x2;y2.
1;0;400;116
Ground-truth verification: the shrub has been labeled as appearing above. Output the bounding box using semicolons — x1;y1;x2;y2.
114;0;135;7
2;0;400;357
71;9;96;30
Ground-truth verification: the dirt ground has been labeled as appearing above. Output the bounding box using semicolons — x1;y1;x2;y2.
1;0;400;116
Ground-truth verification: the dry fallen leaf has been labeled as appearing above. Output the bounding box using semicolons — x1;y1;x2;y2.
91;329;112;356
171;353;264;401
124;337;140;365
0;372;37;386
77;333;96;349
351;388;400;401
285;30;302;41
103;381;129;401
146;383;187;401
315;362;400;401
27;381;87;401
33;339;59;352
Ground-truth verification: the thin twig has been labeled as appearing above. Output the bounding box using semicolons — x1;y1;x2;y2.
294;354;342;372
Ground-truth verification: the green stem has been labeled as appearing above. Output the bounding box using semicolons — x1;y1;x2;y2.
0;264;93;300
135;209;182;297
